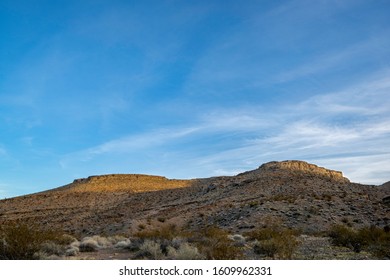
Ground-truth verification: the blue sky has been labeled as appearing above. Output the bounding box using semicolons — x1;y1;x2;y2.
1;0;390;198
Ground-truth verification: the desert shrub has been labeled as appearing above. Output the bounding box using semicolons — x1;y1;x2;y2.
170;237;185;249
137;240;164;260
167;242;205;260
78;235;123;252
0;221;71;259
253;234;298;259
328;225;362;253
39;241;65;256
0;222;54;259
93;235;112;247
58;234;78;245
33;250;62;260
65;241;80;256
190;226;243;260
79;237;100;252
125;238;144;252
245;227;278;241
245;227;300;259
253;239;278;257
132;225;243;259
358;226;385;244
134;224;179;241
329;225;390;258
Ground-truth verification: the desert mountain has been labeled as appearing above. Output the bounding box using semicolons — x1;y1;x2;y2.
0;160;388;237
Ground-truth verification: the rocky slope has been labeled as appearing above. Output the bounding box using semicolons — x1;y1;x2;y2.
0;160;388;237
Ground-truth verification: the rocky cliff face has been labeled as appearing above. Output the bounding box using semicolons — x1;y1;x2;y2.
258;160;349;182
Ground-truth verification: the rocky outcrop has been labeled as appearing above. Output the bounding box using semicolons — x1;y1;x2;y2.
258;160;349;182
58;174;193;193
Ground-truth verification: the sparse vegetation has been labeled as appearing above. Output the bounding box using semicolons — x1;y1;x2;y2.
328;224;390;257
79;237;100;252
245;226;300;259
190;226;244;260
0;221;73;259
65;241;80;256
134;224;179;241
137;240;164;259
167;242;204;260
131;224;244;260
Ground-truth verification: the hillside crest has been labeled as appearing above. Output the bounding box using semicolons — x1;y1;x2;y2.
257;160;349;182
54;174;192;193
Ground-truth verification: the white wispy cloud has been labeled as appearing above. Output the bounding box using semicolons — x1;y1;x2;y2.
59;126;201;169
87;127;201;156
59;69;390;184
184;71;390;183
291;70;390;116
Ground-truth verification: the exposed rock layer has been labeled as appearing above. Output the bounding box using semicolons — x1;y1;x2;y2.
259;160;349;182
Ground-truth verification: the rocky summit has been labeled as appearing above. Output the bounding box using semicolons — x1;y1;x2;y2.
0;160;389;259
259;160;348;182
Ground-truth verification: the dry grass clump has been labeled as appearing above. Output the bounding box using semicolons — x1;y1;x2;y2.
114;239;132;249
137;240;165;259
228;234;246;247
244;226;300;259
79;237;100;252
39;241;66;256
167;242;204;260
134;239;205;260
78;235;130;252
329;224;390;258
0;221;74;259
65;240;80;256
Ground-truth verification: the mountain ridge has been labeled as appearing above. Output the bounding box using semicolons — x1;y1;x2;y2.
0;160;388;239
238;160;349;183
